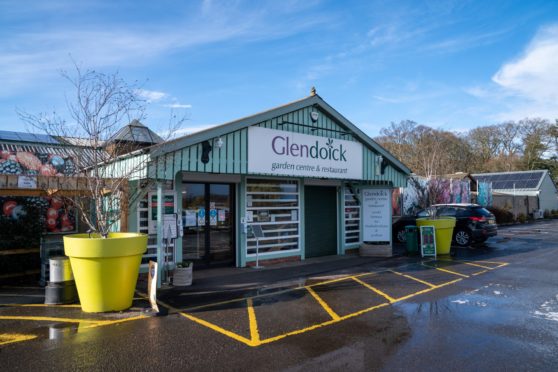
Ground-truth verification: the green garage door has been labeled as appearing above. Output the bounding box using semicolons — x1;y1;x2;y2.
304;186;337;258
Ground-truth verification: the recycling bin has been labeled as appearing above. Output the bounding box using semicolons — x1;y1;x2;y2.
405;225;419;254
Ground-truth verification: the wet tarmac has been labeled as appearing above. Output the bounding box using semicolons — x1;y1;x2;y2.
2;220;558;371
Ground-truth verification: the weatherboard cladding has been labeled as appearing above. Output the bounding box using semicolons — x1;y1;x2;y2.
150;98;408;187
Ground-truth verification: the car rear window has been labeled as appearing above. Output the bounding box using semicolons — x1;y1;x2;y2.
472;207;492;217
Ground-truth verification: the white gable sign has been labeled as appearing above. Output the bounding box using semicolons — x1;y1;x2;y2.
248;127;363;180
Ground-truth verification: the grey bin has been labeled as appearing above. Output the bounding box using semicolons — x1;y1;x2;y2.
45;256;78;305
49;257;74;283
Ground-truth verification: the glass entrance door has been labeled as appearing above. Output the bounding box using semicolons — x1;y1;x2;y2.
182;183;235;265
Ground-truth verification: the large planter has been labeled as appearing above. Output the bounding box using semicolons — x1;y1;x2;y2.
64;232;147;313
416;217;456;255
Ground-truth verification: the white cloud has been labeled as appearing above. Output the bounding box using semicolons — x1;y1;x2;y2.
492;24;558;108
0;2;330;96
136;89;167;102
159;124;217;139
163;103;192;109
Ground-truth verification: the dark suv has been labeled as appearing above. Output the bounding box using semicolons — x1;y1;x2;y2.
393;203;498;247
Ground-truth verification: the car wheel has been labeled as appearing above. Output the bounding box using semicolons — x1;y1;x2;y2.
395;228;407;243
454;229;472;247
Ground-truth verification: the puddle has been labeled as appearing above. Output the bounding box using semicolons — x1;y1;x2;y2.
532;295;558;322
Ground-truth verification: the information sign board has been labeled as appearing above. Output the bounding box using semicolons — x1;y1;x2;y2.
362;188;391;242
420;226;436;257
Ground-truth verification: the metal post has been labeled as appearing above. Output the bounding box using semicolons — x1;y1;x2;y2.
513;183;517;219
156;182;164;288
255;236;260;269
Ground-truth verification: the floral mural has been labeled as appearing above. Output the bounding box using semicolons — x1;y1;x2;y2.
0;150;77;176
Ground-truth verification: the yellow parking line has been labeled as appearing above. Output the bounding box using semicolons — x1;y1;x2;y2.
473;260;509;267
0;333;37;346
472;270;488;276
247;298;260;344
0;315;101;324
351;277;396;303
0;314;146;329
79;315;147;329
180;312;255;347
306;286;340;320
389;270;436;288
421;263;469;278
460;262;494;270
175;260;508;347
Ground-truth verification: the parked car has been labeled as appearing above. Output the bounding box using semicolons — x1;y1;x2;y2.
393;203;498;247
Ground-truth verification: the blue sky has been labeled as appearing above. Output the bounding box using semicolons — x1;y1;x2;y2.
1;0;558;137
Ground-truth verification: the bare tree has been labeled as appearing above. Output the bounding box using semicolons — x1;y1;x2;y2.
18;64;185;238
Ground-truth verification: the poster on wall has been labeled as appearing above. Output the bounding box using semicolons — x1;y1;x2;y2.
148;191;176;234
184;210;197;227
361;188;392;242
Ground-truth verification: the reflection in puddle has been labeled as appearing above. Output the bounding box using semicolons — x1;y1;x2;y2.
48;323;78;340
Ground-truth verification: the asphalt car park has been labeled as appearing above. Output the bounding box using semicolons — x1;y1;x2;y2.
2;220;558;370
1;256;507;349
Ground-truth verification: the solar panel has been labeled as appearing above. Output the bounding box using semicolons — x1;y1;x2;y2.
17;132;60;144
474;171;545;190
0;130;21;141
0;130;59;144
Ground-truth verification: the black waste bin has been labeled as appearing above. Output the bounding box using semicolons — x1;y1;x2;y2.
405;225;419;254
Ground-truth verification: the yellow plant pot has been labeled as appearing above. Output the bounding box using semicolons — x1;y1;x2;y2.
416;218;456;255
64;232;147;313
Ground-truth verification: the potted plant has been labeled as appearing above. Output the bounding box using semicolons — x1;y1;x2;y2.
416;209;456;255
173;260;193;286
19;64;185;312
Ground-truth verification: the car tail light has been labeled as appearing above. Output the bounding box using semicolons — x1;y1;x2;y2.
469;216;487;222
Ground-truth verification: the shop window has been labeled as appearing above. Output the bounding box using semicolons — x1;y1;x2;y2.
344;187;361;245
245;178;300;255
137;192;175;269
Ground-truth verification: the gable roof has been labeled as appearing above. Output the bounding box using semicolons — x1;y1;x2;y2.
472;170;550;191
150;93;411;174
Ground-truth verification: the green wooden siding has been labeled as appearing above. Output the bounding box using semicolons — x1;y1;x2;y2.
150;105;408;187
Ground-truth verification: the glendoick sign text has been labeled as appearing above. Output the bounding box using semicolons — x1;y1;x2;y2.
248;127;363;179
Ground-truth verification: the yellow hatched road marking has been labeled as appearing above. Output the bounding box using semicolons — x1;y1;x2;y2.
473;260;509;267
305;286;340;320
460;262;494;270
173;259;508;347
472;270;488;276
421;263;469;278
181;272;377;313
389;270;436;288
391;278;463;302
0;333;37;346
258;302;390;345
180;311;256;347
351;277;396;303
247;298;260;344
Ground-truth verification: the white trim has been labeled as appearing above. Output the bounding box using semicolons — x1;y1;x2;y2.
182;172;241;183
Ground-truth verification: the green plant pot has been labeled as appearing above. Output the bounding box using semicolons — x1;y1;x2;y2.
64;232;147;313
416;217;456;255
